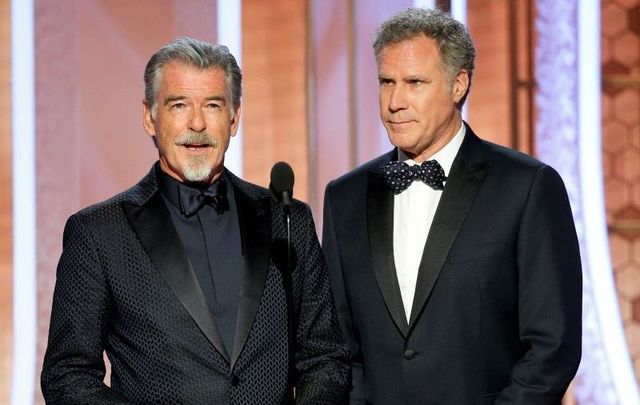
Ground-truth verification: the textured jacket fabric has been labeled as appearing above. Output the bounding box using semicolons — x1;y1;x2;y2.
42;165;349;404
323;125;582;405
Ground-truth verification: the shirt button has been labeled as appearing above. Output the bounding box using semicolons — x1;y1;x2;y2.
404;349;416;360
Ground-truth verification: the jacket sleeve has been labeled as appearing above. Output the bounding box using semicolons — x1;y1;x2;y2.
41;214;131;404
321;183;365;404
497;165;582;404
292;203;351;405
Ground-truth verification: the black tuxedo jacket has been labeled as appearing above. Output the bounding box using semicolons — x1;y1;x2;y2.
323;125;582;405
42;165;349;404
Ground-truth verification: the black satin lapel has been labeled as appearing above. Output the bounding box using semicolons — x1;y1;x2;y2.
230;189;271;369
409;150;489;329
367;170;409;337
122;193;229;361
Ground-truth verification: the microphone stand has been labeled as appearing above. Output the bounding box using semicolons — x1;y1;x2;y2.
270;162;296;404
281;201;296;404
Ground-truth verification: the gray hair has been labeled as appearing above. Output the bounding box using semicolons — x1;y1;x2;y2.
144;37;242;115
374;8;475;103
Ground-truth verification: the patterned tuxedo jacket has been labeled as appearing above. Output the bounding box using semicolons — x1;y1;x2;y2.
41;165;349;404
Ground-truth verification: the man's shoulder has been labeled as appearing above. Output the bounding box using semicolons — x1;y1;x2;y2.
471;132;548;176
71;170;157;223
469;132;567;192
483;139;542;167
226;171;316;235
226;170;271;200
227;168;312;211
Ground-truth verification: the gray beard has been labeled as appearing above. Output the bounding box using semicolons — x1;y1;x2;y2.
182;154;215;182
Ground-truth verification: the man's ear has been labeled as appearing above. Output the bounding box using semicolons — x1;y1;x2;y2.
452;70;469;104
142;100;156;137
230;103;241;137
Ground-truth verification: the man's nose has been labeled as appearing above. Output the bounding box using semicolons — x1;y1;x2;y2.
189;109;206;132
388;86;408;112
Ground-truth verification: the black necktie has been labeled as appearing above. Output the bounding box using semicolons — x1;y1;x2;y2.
179;180;228;216
380;160;447;194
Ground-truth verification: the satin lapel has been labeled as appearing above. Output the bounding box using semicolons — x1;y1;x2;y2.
367;166;409;337
230;186;271;369
122;192;229;361
409;131;490;329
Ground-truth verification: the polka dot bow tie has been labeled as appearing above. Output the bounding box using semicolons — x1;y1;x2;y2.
380;160;447;194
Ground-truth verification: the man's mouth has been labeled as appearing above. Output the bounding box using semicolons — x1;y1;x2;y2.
182;143;212;151
388;120;413;126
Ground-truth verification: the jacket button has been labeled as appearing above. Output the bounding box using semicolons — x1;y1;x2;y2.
231;375;240;386
404;349;416;360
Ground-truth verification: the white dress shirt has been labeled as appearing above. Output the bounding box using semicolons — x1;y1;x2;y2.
393;124;466;321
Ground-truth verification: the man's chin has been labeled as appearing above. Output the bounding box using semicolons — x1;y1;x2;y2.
181;164;215;183
389;136;419;152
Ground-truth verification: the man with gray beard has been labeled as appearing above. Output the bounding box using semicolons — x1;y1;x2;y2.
41;37;349;404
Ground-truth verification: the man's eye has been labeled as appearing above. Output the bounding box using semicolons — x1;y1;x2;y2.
379;79;393;86
206;103;221;110
171;103;185;110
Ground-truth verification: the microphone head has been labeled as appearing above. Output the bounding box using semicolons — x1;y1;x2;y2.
270;161;295;198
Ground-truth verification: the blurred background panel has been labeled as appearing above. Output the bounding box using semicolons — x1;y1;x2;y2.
0;0;12;404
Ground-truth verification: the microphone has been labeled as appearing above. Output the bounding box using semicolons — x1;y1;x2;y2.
270;162;295;214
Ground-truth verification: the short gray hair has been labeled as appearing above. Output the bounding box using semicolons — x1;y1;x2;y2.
374;8;475;102
144;37;242;114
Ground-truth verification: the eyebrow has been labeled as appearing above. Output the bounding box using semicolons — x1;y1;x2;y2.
163;95;186;106
163;95;227;106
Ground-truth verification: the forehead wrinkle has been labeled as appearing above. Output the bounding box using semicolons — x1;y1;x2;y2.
378;46;447;83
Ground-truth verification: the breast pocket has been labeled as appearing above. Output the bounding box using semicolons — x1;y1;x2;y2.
447;239;506;264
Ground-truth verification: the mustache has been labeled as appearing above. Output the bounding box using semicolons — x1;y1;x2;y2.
175;131;217;147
